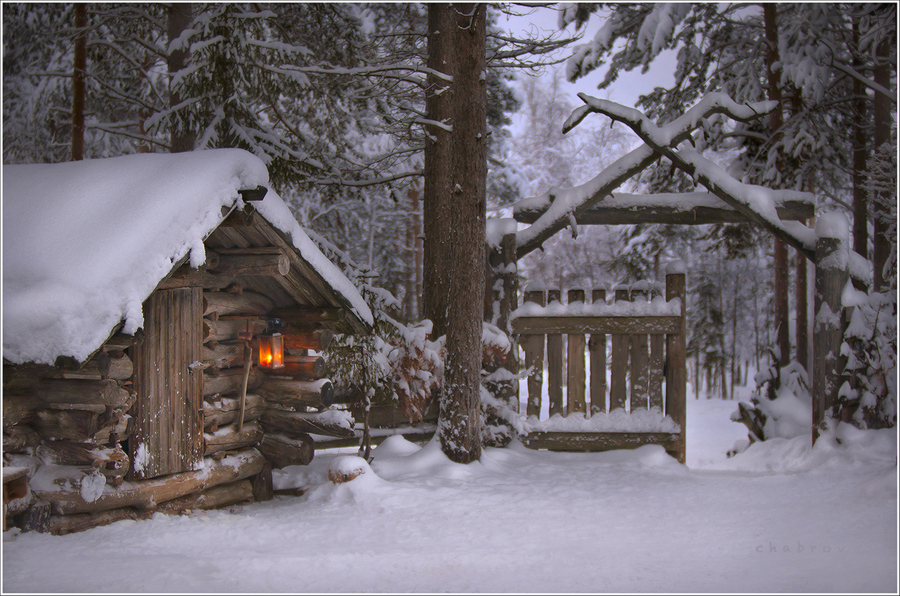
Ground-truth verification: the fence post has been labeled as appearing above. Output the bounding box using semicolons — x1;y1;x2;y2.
547;289;564;417
665;264;687;464
521;288;545;418
499;233;519;411
610;288;630;412
589;289;607;415
566;288;586;414
813;215;849;444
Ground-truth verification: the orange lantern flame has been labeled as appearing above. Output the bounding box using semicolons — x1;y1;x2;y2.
258;333;284;368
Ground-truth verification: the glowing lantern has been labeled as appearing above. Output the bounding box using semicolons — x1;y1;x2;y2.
258;332;284;369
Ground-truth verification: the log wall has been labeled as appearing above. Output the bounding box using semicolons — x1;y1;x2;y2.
2;283;351;534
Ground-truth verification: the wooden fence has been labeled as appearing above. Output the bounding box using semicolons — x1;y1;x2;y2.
511;271;687;462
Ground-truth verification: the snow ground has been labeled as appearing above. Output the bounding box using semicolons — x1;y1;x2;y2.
3;386;897;594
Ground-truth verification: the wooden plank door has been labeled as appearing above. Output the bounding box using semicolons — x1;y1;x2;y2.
130;288;203;479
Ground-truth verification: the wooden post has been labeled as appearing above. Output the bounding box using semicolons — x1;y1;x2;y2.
499;233;519;412
522;289;545;418
610;289;630;412
630;284;650;410
589;289;607;415
665;267;687;463
546;289;564;417
566;289;586;414
813;215;849;444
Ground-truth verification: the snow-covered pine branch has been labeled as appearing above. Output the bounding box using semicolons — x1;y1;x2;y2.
568;92;817;260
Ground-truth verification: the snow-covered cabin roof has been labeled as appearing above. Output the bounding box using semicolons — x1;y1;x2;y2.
2;149;373;365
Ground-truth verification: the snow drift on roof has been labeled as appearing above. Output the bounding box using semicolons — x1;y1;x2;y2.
3;149;372;365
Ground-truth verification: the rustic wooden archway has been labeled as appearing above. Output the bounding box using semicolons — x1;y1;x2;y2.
485;93;857;451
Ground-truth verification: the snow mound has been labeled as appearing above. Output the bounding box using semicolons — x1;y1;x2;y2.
374;435;424;458
328;455;371;483
370;438;477;482
706;426;897;475
526;409;680;433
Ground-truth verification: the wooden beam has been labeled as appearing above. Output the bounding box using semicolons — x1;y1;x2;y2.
271;307;344;326
515;194;814;225
157;267;240;291
519;431;681;453
512;316;682;336
572;98;816;260
208;250;290;277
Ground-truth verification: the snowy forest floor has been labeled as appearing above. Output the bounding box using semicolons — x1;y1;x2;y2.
3;382;897;594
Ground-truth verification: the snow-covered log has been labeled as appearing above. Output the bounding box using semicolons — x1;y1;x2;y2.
155;479;253;514
257;433;314;468
257;378;334;409
260;408;355;439
203;422;263;457
35;442;129;484
31;449;266;515
203;367;265;398
203;394;266;430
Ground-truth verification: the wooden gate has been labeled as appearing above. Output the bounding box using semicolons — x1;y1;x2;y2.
511;270;686;462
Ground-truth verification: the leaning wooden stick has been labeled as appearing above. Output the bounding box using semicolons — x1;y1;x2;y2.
237;341;252;432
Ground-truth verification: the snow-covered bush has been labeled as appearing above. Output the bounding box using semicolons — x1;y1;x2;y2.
379;319;443;424
837;289;897;429
480;322;521;447
732;287;897;455
731;353;812;451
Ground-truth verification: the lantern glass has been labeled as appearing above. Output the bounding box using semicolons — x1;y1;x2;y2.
258;333;284;368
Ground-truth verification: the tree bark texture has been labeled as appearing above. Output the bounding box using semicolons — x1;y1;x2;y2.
764;5;791;366
872;35;893;292
167;3;195;153
423;4;454;338
71;4;87;161
851;19;869;266
438;3;486;464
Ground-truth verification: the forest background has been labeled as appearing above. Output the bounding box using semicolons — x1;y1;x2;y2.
2;3;896;442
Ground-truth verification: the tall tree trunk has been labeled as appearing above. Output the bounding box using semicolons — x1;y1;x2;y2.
423;4;454;337
71;3;87;161
439;3;486;464
405;185;423;321
872;36;893;292
851;19;869;269
167;4;195;153
730;278;738;399
764;5;790;367
795;239;809;371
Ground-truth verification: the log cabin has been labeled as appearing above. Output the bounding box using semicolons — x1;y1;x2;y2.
2;149;373;534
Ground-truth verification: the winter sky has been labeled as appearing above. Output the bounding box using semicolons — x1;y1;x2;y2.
500;4;678;112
